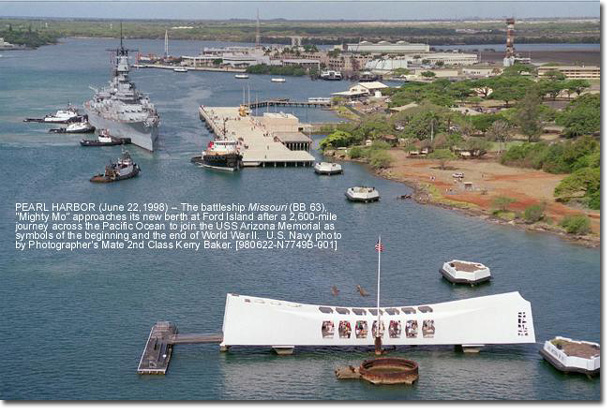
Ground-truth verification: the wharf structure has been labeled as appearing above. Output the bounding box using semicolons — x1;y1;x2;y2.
199;106;314;167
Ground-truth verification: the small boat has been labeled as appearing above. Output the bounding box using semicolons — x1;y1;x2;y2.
191;139;243;172
271;77;286;83
439;260;491;285
173;67;188;72
80;129;131;146
314;162;343;175
24;105;81;123
49;119;96;134
345;186;380;203
235;74;249;79
90;150;140;183
320;70;343;81
540;336;600;376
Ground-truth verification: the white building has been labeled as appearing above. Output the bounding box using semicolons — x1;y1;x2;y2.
220;292;536;351
342;40;430;54
332;81;389;98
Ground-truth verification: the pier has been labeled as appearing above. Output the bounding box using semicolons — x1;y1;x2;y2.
199;105;315;167
137;321;222;375
248;99;331;109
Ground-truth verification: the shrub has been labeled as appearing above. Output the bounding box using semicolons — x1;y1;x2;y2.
369;150;393;169
559;214;591;235
523;203;546;224
492;196;516;212
348;146;364;159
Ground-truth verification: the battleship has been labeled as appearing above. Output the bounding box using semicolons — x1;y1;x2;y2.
84;29;160;151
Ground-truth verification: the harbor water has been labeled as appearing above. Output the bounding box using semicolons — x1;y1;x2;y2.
0;38;601;400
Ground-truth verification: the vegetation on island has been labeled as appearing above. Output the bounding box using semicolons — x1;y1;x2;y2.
0;24;59;48
320;62;601;234
245;64;309;76
0;17;600;46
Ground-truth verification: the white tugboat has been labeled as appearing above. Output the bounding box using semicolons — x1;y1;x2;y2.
540;336;600;376
346;186;380;203
314;162;343;175
24;105;82;124
439;260;492;285
49;117;95;134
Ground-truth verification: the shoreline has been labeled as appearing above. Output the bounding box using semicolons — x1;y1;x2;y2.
328;150;600;249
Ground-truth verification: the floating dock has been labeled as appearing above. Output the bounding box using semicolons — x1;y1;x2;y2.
137;321;222;375
199;106;315;167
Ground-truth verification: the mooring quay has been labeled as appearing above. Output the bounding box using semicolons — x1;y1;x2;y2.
199;105;315;167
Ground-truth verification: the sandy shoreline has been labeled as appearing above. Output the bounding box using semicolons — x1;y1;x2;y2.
330;149;600;248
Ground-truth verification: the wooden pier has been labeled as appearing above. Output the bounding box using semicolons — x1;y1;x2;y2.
137;321;223;375
199;105;315;167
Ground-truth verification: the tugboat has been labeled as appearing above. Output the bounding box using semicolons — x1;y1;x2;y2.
314;162;343;175
49;117;96;134
80;129;131;146
24;105;82;123
191;139;243;171
540;336;600;376
439;260;492;285
345;186;380;203
90;150;140;183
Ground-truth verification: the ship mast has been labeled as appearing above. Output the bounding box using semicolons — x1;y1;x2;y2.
164;30;169;58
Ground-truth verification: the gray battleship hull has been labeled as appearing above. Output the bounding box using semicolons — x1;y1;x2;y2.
84;109;158;151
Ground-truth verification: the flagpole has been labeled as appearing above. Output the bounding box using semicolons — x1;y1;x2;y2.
377;235;381;336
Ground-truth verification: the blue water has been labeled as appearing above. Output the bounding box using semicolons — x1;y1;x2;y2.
0;38;600;400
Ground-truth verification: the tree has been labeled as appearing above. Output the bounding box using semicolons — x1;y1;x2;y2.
515;87;543;142
492;196;516;212
564;79;590;100
421;71;436;78
460;137;492;158
369;150;393;169
542;69;567;82
559;214;591;235
486;120;513;152
556;94;600;138
523;202;546;224
539;79;567;101
428;149;455;170
489;75;531;107
319;130;354;150
554;166;600;209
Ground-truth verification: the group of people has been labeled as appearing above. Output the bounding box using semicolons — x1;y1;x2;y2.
320;319;435;339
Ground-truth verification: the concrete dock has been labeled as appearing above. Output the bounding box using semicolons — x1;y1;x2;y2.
199;105;315;167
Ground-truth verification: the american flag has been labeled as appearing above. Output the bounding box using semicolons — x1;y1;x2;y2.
375;239;384;252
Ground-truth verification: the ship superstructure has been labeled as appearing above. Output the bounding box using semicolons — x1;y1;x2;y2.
84;29;160;151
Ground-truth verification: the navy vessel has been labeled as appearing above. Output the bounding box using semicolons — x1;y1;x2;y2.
84;29;159;151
